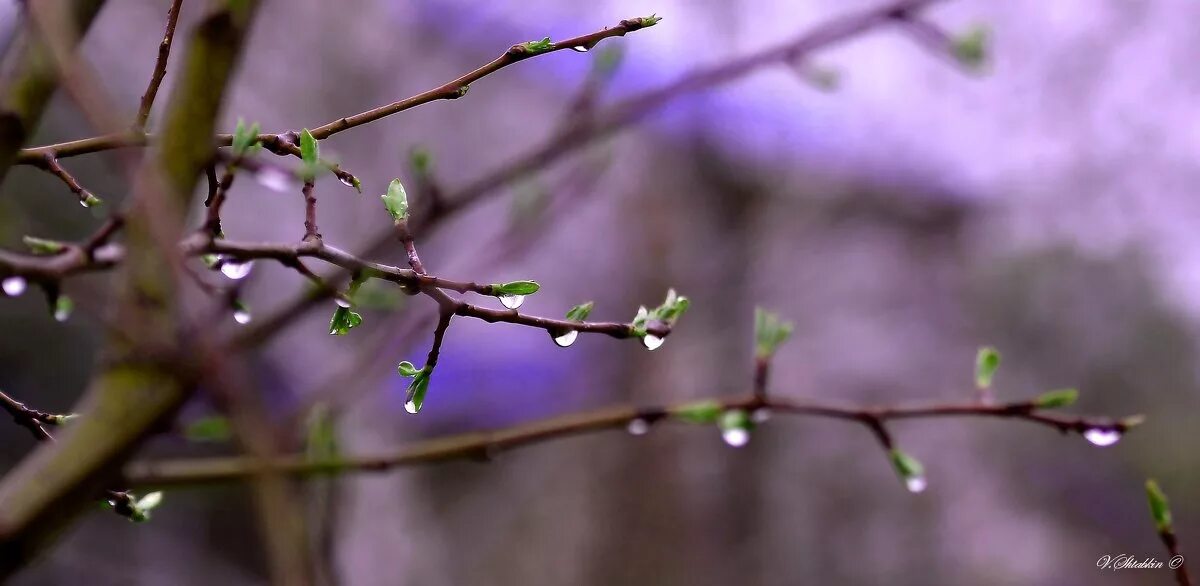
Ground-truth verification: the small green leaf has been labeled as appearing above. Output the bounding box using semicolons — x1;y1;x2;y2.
639;14;663;27
1033;388;1078;409
1145;479;1173;532
53;295;73;321
493;280;540;296
521;37;553;54
22;236;65;255
202;254;220;268
396;361;421;378
184;416;232;443
131;491;164;522
328;306;363;336
975;346;1000;389
405;371;431;414
81;192;103;208
952;24;990;71
675;400;723;424
566;301;594;322
232;118;262;156
755;307;794;359
718;409;753;432
48;413;78;425
300;128;319;181
381;178;409;222
890;449;925;486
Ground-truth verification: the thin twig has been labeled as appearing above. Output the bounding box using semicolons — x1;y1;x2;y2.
134;0;184;129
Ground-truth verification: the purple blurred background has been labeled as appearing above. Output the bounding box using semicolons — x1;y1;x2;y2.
1;0;1197;584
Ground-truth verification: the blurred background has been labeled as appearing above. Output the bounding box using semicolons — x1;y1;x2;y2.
1;0;1197;584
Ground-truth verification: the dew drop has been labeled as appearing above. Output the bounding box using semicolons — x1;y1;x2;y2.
335;297;352;308
721;427;750;448
2;276;27;297
1083;428;1122;447
404;398;421;414
338;175;354;188
79;198;90;208
751;408;772;423
233;309;252;324
642;334;664;351
905;476;928;493
220;260;254;280
627;418;650;436
498;294;525;310
255;167;295;193
570;45;590;53
552;329;578;348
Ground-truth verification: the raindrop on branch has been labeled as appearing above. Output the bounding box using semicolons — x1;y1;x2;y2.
552;329;578;348
338;175;355;188
627;418;650;436
335;297;352;308
233;308;252;324
721;427;750;447
641;334;664;351
570;45;590;53
2;276;27;297
498;294;525;310
1083;428;1122;447
220;260;254;280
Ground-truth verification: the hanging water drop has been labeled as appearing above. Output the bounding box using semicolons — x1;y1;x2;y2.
255;167;295;193
233;308;252;324
905;475;928;493
552;329;578;348
2;276;27;297
570;45;590;53
335;297;352;308
338;175;354;188
627;418;650;436
498;294;525;310
721;427;751;447
641;334;664;351
404;398;421;414
1083;428;1122;447
751;408;772;423
220;260;254;280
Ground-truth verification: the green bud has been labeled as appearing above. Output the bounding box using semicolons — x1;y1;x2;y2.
1145;479;1173;532
381;178;409;222
184;415;233;443
566;301;594;322
1033;388;1078;409
329;306;363;336
975;346;1000;389
493;280;541;296
22;236;65;255
520;37;553;54
396;361;421;378
889;449;927;493
952;25;990;71
755;307;794;359
675;400;723;424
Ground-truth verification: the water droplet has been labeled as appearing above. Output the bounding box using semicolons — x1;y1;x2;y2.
552;329;578;348
751;408;772;423
233;309;252;324
339;175;354;188
2;276;27;297
642;334;664;351
79;198;90;208
627;418;650;435
220;260;253;280
570;45;590;53
498;294;524;310
335;297;351;308
404;398;421;414
255;167;295;193
1083;428;1122;447
905;476;928;493
721;427;750;447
